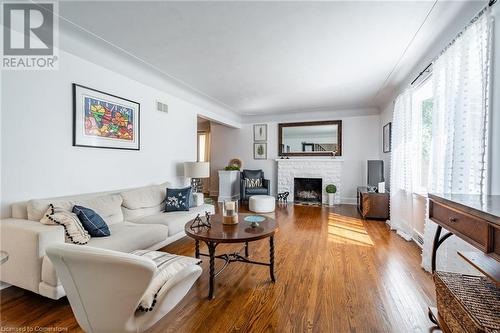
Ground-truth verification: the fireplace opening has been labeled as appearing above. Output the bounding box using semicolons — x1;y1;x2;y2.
294;178;322;204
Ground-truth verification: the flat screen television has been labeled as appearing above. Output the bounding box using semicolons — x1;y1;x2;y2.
367;160;384;188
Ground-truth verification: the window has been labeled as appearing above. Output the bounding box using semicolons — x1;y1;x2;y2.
411;77;433;193
197;132;207;162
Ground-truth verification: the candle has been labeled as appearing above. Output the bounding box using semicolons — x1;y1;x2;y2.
225;201;235;211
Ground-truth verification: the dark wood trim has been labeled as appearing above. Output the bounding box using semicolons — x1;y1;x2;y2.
72;83;141;151
278;120;342;157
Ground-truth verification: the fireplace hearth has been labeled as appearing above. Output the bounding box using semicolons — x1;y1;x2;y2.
294;178;322;204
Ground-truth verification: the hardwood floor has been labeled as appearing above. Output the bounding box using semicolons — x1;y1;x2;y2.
0;204;439;332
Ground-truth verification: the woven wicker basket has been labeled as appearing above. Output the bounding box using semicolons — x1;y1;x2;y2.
434;271;500;333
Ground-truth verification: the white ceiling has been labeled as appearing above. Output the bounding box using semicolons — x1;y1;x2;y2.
59;1;486;116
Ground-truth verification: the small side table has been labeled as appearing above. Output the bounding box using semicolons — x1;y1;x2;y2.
357;186;389;219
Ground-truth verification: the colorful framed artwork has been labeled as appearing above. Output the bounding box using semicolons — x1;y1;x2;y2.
254;143;267;160
73;84;140;150
254;124;267;142
383;122;391;153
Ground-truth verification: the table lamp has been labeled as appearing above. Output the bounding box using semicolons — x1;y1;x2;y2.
184;161;210;193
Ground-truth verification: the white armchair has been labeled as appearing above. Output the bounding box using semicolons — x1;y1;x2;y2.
46;244;202;333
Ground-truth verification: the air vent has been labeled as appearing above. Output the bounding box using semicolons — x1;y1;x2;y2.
156;100;168;113
413;231;424;248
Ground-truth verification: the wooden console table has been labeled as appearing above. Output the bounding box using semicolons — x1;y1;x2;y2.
428;193;500;332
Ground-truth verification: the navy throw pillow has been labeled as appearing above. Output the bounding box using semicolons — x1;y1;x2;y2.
72;205;110;237
165;187;192;212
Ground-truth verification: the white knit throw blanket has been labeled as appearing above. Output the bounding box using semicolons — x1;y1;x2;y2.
131;250;201;312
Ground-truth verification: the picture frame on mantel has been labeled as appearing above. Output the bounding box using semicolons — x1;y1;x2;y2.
383;122;391;153
253;124;267;142
73;83;140;150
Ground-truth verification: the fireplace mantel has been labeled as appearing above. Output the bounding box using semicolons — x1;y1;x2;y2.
276;159;343;205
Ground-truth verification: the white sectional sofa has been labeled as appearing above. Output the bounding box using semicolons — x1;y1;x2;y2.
0;181;215;299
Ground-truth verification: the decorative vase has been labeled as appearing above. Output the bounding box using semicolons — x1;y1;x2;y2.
327;193;335;206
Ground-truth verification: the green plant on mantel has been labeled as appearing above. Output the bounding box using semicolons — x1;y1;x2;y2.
224;165;240;171
326;184;337;194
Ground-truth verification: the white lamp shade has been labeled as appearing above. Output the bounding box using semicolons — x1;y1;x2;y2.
184;162;210;178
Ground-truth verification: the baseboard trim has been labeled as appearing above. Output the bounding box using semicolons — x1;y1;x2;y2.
412;230;424;248
340;197;357;205
0;281;11;290
208;193;356;205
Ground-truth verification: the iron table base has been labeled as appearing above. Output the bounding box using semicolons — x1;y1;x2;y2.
195;237;275;299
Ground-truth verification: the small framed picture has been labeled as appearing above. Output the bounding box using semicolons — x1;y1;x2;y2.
254;124;267;141
254;143;267;160
383;122;391;153
73;84;140;150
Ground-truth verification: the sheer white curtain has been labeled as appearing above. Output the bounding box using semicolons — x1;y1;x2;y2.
389;90;418;241
421;11;492;272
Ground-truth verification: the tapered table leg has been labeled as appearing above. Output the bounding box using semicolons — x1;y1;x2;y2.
195;240;200;259
245;241;249;258
270;236;275;282
207;241;217;299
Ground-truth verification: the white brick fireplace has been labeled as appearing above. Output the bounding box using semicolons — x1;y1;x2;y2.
276;159;344;204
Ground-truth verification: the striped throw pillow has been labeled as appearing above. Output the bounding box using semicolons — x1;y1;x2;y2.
40;204;90;245
244;178;262;188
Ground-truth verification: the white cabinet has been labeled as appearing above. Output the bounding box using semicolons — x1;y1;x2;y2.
218;170;240;202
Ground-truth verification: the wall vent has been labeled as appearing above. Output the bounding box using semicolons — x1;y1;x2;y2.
413;230;424;248
156;100;168;113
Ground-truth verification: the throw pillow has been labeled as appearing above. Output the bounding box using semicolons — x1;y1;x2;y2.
165;187;192;212
131;250;201;312
40;204;90;245
242;169;263;180
72;205;110;237
245;178;262;188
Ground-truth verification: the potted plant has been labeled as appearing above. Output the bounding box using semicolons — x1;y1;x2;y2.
325;184;337;206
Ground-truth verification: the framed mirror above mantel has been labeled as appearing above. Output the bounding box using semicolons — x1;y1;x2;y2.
278;120;342;157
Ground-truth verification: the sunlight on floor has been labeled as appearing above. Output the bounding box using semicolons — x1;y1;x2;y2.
327;213;374;246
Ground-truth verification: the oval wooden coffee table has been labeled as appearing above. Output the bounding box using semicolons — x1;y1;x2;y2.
185;213;277;299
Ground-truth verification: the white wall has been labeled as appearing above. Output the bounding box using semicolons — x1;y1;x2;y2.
0;30;239;217
380;101;393;187
210;122;278;197
210;114;381;204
